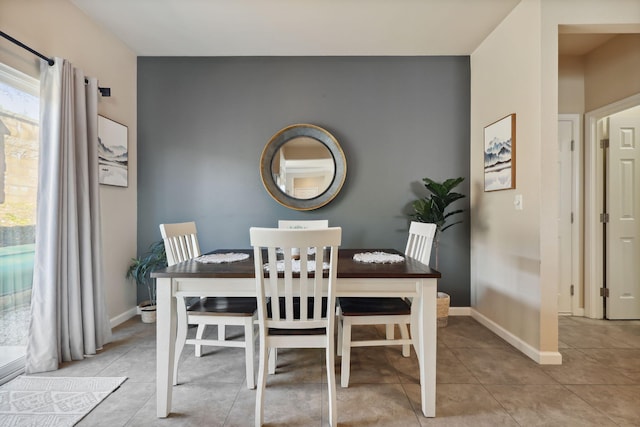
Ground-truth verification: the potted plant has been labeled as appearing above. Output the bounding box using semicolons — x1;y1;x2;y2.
126;240;167;323
411;176;466;327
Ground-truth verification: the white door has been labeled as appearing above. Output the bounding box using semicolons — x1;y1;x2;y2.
557;117;575;314
606;105;640;319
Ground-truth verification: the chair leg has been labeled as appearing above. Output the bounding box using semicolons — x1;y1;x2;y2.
244;317;256;389
268;348;277;374
336;309;343;356
194;324;206;357
173;296;188;386
399;323;410;357
255;337;268;427
326;336;338;426
385;323;395;340
340;320;352;388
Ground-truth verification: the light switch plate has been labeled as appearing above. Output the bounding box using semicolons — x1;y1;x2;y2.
514;194;523;210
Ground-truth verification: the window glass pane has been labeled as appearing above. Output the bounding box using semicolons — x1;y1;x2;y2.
0;63;39;364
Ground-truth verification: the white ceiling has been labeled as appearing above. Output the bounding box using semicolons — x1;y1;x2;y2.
70;0;523;56
70;0;627;57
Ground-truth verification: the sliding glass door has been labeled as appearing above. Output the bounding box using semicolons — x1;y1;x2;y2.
0;63;39;384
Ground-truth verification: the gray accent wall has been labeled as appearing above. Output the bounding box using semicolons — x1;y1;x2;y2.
137;56;470;305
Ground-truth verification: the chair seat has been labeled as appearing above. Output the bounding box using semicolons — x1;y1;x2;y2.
338;297;411;316
187;297;257;316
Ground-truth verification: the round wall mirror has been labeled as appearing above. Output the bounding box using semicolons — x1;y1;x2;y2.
260;124;346;211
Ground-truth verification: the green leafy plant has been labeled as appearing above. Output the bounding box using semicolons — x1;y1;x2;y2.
411;177;466;268
126;240;167;305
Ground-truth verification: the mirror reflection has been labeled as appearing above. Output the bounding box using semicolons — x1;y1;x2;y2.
271;137;335;200
260;124;346;211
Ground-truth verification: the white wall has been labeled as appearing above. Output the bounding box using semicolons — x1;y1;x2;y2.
584;34;640;111
471;0;640;364
560;34;640;116
0;0;138;325
470;0;553;361
559;55;585;114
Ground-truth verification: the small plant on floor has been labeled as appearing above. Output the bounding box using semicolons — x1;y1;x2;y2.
126;240;167;306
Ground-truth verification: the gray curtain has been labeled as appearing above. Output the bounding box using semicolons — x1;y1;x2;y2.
25;58;111;373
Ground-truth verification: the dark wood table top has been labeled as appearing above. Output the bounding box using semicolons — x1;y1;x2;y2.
151;248;441;279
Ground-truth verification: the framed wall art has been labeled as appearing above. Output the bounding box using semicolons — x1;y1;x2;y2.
484;113;516;192
98;115;128;187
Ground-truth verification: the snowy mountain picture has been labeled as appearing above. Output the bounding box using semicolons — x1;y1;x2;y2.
98;116;128;187
484;114;515;191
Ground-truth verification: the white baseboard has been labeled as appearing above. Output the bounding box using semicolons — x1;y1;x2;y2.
110;307;138;328
470;308;562;365
0;355;25;386
448;306;471;316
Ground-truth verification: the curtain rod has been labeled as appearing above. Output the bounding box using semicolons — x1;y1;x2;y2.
1;30;111;97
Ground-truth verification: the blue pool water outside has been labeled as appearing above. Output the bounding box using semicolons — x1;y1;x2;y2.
0;244;35;298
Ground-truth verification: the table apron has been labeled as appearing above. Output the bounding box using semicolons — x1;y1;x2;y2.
170;277;426;299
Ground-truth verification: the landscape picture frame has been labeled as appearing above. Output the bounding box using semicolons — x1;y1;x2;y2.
484;113;516;192
98;115;128;187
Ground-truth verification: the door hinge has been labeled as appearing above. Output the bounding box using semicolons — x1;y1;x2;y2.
570;284;574;296
571;140;575;151
600;213;609;223
600;139;610;149
600;287;610;298
571;212;574;224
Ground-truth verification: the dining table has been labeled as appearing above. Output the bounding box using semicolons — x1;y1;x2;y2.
151;248;441;418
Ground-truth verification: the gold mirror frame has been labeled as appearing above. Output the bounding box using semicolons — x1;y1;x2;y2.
260;124;346;211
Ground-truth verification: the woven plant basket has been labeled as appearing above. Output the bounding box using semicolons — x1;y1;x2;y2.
139;300;157;323
437;292;450;328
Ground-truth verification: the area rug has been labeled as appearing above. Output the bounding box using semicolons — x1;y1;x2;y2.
0;375;127;427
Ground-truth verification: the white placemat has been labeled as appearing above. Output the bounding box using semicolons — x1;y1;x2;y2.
195;253;249;263
264;259;329;272
353;251;405;263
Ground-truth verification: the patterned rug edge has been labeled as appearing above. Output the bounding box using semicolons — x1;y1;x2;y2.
0;375;128;427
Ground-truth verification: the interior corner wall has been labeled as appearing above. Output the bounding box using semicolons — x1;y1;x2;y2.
559;56;585;114
470;0;547;357
584;34;640;112
0;0;138;324
470;0;640;364
560;34;640;118
542;1;640;329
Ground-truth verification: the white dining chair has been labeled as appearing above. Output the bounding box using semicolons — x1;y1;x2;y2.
269;220;331;371
250;227;342;427
336;221;436;387
277;219;329;229
159;221;258;389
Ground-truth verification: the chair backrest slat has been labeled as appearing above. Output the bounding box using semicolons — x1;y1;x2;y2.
277;221;330;323
404;222;437;266
250;227;341;330
159;222;201;266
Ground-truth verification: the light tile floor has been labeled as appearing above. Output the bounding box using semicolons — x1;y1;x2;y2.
36;315;640;426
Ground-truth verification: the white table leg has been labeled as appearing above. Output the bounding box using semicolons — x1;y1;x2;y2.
157;277;177;417
415;279;437;417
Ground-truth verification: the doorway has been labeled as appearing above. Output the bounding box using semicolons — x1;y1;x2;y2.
557;114;583;316
585;94;640;319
